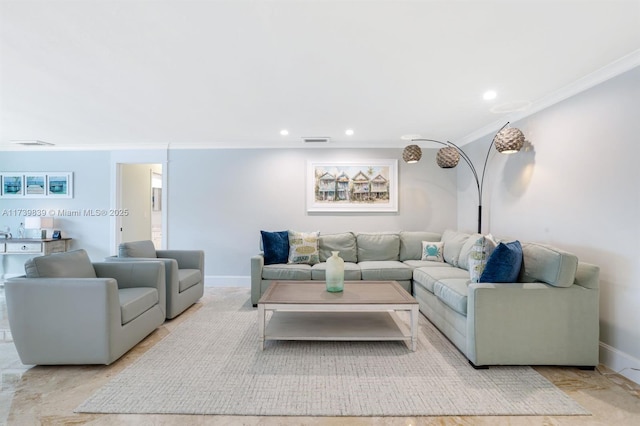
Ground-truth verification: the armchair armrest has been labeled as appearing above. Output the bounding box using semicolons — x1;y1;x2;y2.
5;278;121;364
157;250;204;272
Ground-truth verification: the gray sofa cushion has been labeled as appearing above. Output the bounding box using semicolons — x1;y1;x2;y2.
119;240;157;258
442;229;471;267
520;242;578;287
311;262;361;280
318;232;357;262
25;249;97;279
358;260;413;281
399;231;441;261
413;265;469;293
262;263;312;280
119;287;159;325
357;233;400;261
433;278;470;315
178;269;202;292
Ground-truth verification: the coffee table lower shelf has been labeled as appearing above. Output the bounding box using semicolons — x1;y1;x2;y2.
263;311;414;348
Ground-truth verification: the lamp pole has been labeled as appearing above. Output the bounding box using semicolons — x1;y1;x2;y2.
411;122;510;234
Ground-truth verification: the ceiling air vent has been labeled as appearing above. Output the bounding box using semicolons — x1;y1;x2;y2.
302;137;330;143
10;140;55;146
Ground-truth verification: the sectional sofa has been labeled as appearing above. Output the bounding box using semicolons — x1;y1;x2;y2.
251;229;600;368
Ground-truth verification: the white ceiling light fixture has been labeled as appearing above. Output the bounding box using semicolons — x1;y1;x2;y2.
345;129;354;136
483;90;497;101
279;129;289;136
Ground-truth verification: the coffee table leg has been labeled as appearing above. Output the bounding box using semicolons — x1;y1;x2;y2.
258;303;265;350
411;306;418;351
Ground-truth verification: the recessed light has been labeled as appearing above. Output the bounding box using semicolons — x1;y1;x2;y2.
280;129;289;136
345;129;354;136
483;90;497;101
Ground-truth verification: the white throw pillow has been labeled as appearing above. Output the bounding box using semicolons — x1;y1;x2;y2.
421;241;444;262
468;234;497;282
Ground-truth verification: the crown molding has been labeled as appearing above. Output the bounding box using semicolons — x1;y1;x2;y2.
456;49;640;146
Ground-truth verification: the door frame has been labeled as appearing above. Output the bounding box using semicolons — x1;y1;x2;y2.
110;150;168;255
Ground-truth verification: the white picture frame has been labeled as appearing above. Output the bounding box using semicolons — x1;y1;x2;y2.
307;159;398;213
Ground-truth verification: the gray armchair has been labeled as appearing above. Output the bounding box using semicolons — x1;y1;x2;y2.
112;240;204;319
5;249;166;365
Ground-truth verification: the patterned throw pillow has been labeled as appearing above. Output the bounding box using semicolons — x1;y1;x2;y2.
421;241;444;262
287;230;320;265
468;234;497;282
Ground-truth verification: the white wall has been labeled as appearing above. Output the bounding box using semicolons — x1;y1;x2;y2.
166;148;458;283
1;147;458;280
0;150;112;276
458;66;640;383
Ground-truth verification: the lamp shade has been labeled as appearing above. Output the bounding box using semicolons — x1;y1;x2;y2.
402;144;422;163
436;146;460;168
24;217;41;229
494;127;525;154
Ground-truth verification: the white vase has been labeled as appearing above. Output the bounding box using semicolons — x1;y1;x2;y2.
326;251;345;292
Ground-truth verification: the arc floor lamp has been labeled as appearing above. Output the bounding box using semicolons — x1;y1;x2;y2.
402;122;525;233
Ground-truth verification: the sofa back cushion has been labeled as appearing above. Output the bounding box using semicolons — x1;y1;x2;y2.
25;249;97;278
399;231;441;261
441;229;471;267
357;233;400;261
119;240;157;258
319;232;357;262
520;242;578;287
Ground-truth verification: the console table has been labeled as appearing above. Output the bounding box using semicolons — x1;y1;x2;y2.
0;238;72;280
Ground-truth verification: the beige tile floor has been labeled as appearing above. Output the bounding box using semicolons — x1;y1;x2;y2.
1;286;639;425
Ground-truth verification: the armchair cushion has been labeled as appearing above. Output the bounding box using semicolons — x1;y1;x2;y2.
178;269;202;292
25;249;97;279
119;240;157;258
119;287;160;325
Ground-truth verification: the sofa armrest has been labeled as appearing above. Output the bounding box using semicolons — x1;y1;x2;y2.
5;278;121;364
93;261;166;317
251;254;265;306
157;250;204;272
466;282;599;366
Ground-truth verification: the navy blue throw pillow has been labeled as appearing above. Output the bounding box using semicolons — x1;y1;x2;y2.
479;240;523;283
260;230;289;265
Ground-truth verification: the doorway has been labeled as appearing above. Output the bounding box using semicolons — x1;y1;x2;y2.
118;163;162;248
110;149;168;255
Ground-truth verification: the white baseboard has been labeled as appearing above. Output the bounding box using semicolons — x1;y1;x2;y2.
204;275;250;287
599;342;640;385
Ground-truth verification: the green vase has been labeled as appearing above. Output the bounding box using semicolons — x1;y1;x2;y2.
325;251;344;292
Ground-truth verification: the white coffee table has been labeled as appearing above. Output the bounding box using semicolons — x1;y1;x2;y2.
257;281;419;351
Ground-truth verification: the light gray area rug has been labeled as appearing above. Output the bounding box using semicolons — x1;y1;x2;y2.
76;288;589;417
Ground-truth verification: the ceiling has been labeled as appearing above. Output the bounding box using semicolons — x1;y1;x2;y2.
1;0;639;151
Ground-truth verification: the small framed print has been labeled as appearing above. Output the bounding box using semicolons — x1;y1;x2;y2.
25;174;47;197
1;174;24;197
47;173;73;198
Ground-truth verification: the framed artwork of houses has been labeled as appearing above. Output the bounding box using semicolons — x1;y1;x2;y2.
306;160;398;212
